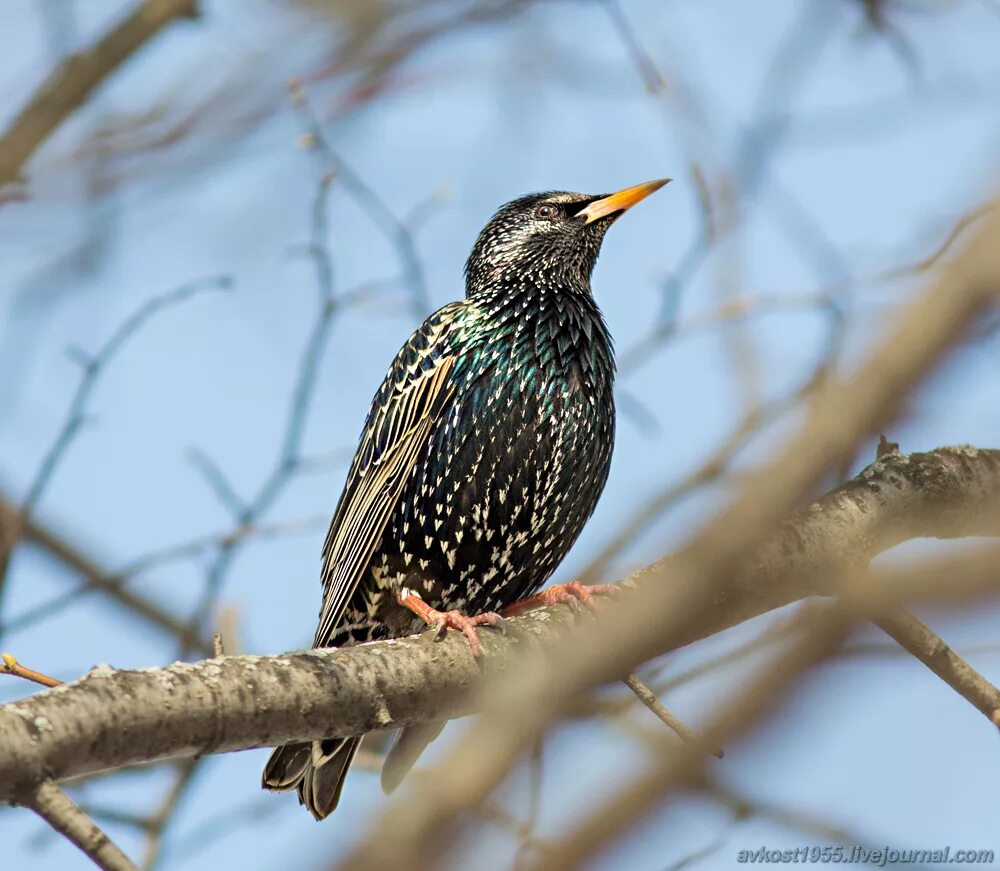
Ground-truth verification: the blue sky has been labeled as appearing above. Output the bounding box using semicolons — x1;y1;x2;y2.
1;1;999;869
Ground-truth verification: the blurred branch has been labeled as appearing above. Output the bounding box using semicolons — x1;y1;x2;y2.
139;757;201;871
704;776;885;851
290;81;430;315
25;780;138;871
525;535;1000;871
0;276;230;651
0;494;211;654
0;0;199;192
869;198;1000;284
21;276;232;519
619;290;845;375
525;601;858;871
184;448;246;519
577;387;797;585
599;0;665;94
0;495;213;655
0;444;996;801
179;160;344;649
618;0;848;380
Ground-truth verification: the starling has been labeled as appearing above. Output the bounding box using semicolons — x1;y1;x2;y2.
262;178;669;819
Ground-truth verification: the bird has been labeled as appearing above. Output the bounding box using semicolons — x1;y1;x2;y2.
262;178;669;819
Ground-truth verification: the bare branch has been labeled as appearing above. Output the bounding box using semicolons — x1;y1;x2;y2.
0;276;230;622
139;757;201;870
0;445;995;806
871;607;1000;726
24;780;138;871
622;672;723;758
521;603;857;871
0;0;199;191
184;447;246;520
1;652;63;688
289;81;430;315
600;0;665;94
22;275;232;519
0;497;212;655
179;160;343;649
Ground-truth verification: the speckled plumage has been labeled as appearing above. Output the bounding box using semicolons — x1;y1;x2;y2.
262;184;665;820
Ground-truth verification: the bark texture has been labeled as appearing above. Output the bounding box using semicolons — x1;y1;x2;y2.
0;445;997;804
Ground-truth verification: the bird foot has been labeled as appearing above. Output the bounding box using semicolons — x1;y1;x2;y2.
397;588;504;657
501;580;622;619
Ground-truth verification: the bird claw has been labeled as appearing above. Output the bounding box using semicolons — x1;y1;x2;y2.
429;610;505;656
502;580;622;619
397;589;503;657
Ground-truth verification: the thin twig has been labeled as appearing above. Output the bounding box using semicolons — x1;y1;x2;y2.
704;776;886;852
289;80;430;316
869;199;1000;284
184;448;246;520
0;496;213;653
623;673;724;759
180;159;342;650
21;275;232;518
140;757;202;870
599;0;665;93
0;277;231;617
1;652;63;688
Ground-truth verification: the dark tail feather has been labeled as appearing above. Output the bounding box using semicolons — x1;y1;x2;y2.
262;737;362;820
262;742;311;790
380;721;445;795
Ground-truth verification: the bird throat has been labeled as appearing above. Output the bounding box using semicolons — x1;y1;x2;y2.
469;281;615;388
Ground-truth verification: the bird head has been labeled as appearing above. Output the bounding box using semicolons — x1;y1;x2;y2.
464;179;670;296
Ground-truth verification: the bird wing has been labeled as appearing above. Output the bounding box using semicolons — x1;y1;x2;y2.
312;305;462;647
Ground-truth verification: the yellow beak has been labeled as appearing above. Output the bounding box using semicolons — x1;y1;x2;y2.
575;178;671;225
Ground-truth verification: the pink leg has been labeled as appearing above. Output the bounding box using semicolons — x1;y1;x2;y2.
397;588;505;657
501;580;622;618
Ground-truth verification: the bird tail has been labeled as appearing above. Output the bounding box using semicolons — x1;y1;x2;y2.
262;737;361;820
380;721;445;794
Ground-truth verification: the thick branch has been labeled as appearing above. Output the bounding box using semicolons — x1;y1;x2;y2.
0;445;995;804
665;444;1000;648
0;606;571;804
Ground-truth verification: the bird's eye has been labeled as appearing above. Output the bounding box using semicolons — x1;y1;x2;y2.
534;204;558;219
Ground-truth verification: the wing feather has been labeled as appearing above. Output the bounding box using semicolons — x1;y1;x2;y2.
313;310;461;646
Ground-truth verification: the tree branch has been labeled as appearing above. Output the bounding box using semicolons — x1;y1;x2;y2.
25;780;138;871
0;446;996;805
622;672;724;758
0;497;212;655
2;652;63;688
0;0;199;190
0;606;567;803
872;606;1000;725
